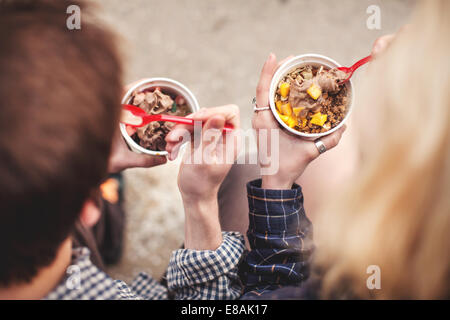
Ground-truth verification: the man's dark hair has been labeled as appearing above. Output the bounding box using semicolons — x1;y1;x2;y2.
0;0;122;286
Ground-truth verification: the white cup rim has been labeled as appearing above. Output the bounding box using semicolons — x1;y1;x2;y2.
269;53;355;139
120;78;200;156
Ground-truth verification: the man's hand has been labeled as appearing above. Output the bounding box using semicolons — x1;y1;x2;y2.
165;105;241;250
107;126;167;173
254;54;346;189
107;81;168;173
166;105;241;200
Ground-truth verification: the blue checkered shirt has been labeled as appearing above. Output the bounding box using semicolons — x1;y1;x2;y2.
45;231;245;300
239;179;314;298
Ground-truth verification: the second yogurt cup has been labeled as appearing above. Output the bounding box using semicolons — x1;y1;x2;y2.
120;78;200;156
269;54;354;139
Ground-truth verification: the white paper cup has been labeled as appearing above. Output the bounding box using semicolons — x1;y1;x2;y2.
120;78;200;156
269;54;354;140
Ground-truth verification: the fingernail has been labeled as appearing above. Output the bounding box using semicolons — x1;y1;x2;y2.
373;43;381;54
166;130;181;142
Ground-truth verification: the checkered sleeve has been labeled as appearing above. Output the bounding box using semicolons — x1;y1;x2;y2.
166;231;245;300
240;179;314;298
128;273;169;300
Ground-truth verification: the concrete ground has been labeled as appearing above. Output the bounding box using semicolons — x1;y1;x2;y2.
89;0;416;283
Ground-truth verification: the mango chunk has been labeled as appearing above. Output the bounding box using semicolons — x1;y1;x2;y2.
293;106;305;117
275;101;283;113
279;102;292;116
278;114;290;123
307;83;322;100
280;82;290;98
279;114;298;128
310;112;327;127
286;115;298;128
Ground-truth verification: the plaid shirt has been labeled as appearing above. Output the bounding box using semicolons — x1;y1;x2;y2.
45;231;245;300
239;179;314;299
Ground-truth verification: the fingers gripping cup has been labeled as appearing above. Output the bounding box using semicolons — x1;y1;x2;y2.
120;78;200;156
269;54;354;139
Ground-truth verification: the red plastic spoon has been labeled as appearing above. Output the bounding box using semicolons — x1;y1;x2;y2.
338;55;372;83
121;104;234;132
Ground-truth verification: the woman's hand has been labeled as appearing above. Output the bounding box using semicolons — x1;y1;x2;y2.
371;33;396;57
165;105;241;250
371;25;410;58
254;54;346;189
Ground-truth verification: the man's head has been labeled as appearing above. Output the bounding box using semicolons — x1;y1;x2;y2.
0;0;122;285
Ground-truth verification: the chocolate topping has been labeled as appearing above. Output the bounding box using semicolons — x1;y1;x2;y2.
288;67;347;110
274;64;350;134
129;88;191;151
315;68;347;93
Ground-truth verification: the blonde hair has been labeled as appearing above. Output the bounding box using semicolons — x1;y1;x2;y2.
315;0;450;299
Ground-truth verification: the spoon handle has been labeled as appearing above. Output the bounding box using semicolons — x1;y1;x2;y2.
160;114;234;132
121;105;233;132
348;55;372;73
338;55;372;83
